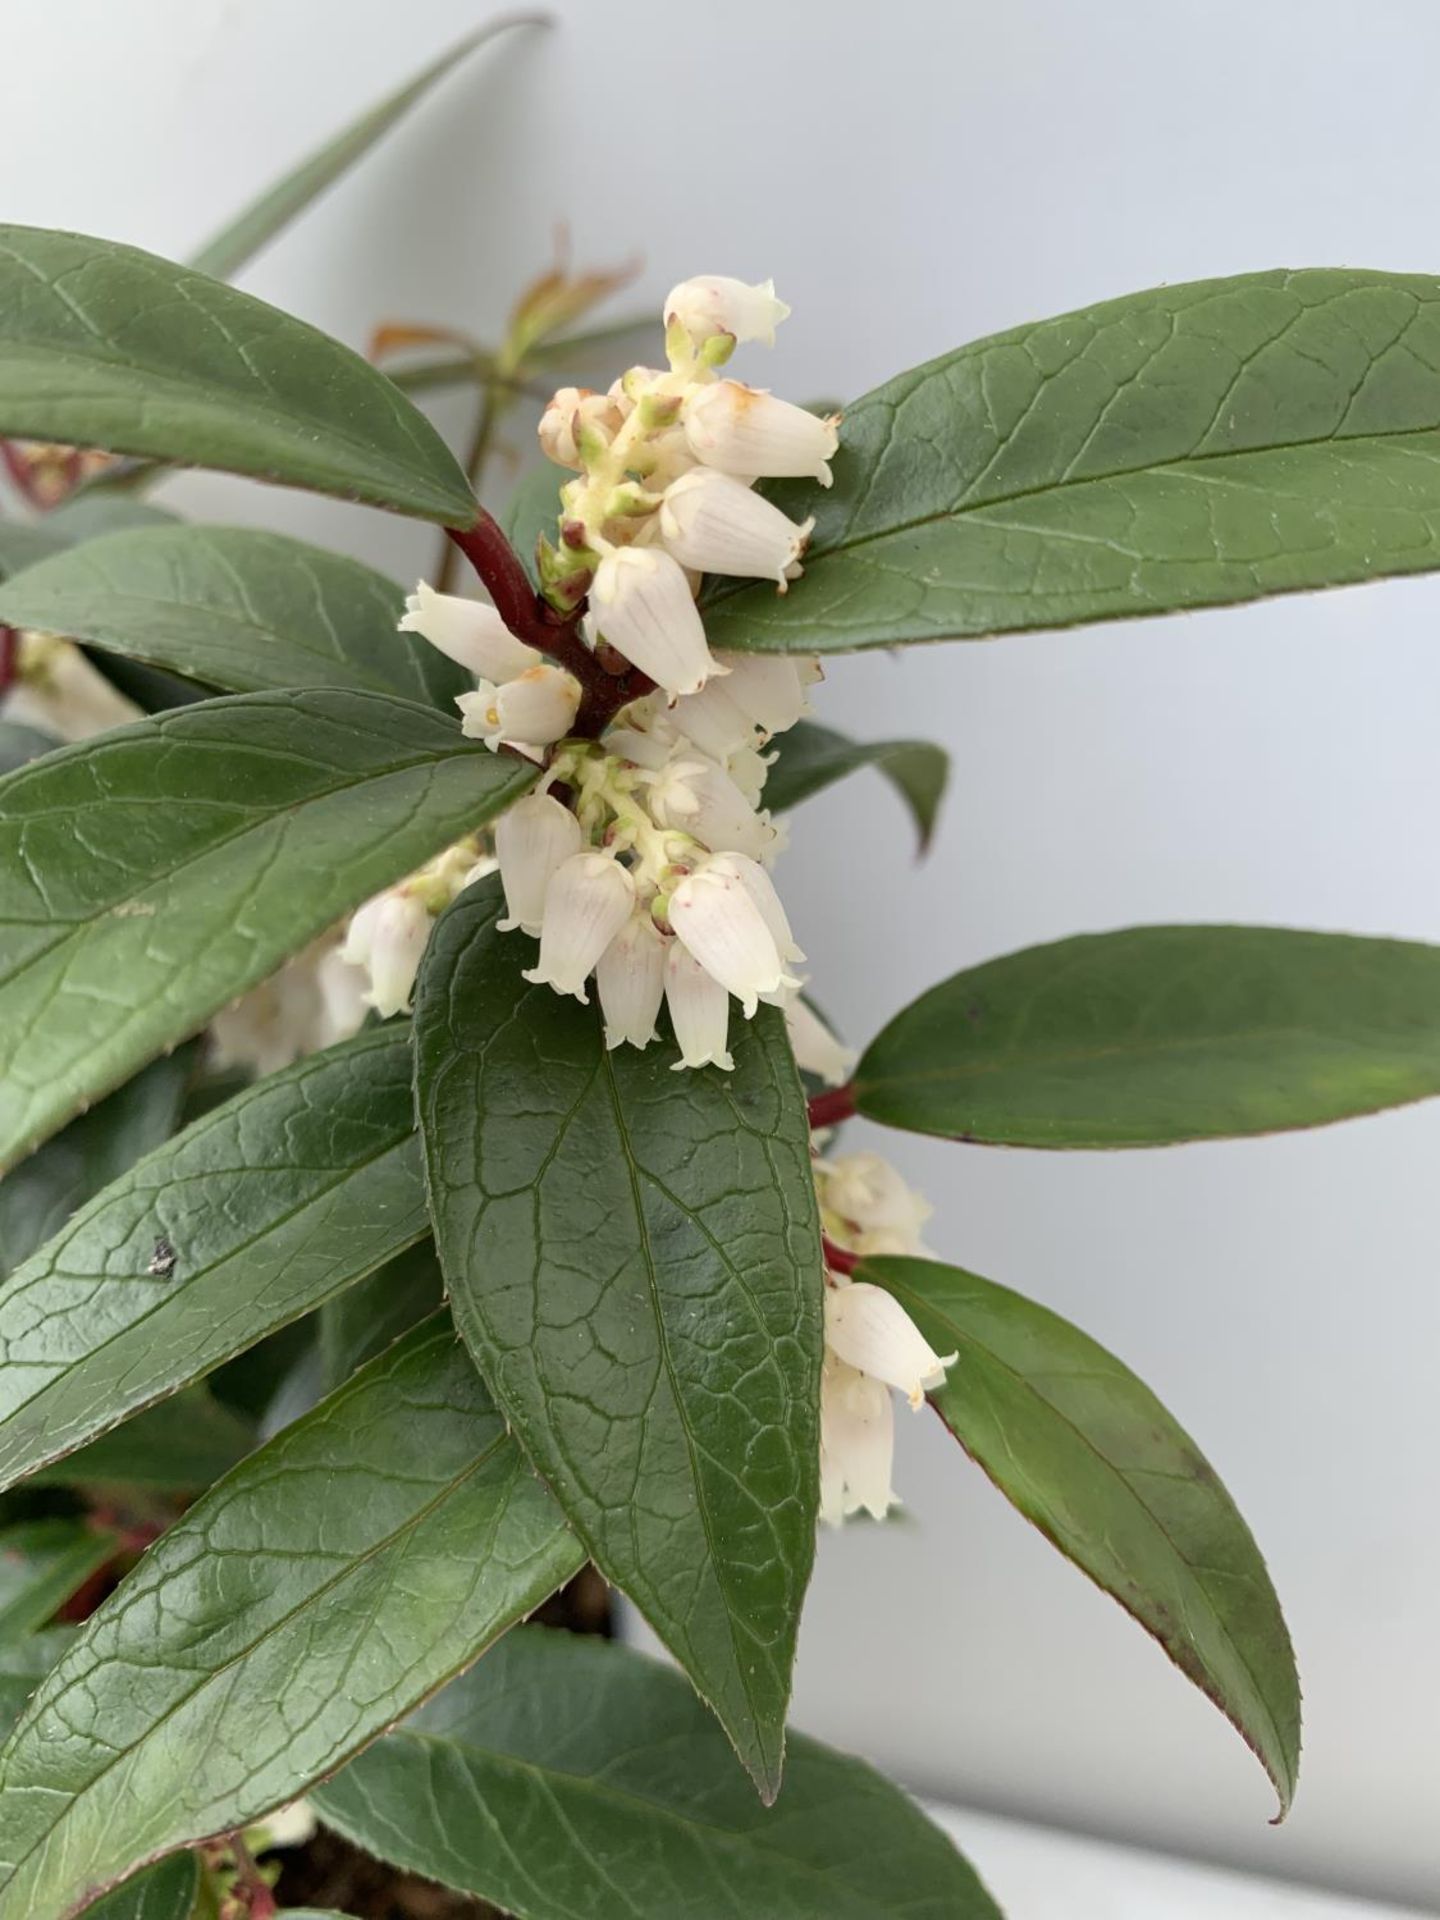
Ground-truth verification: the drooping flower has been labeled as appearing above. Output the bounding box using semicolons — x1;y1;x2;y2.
659;468;813;588
647;752;778;862
820;1354;897;1524
587;546;723;697
824;1281;957;1411
340;886;432;1017
785;998;856;1088
495;792;584;936
683;381;840;487
399;581;540;682
822;1150;934;1254
523;850;635;1002
596;908;667;1050
668;852;802;1016
664;275;791;350
664;939;735;1072
719;652;823;737
456;664;581;759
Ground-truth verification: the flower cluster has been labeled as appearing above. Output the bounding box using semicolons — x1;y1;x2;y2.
815;1151;956;1525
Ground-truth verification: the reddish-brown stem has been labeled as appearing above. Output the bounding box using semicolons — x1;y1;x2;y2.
822;1236;859;1276
227;1833;278;1918
0;624;17;697
807;1083;856;1131
444;517;653;738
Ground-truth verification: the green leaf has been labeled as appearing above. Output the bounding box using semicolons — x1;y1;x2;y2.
503;462;561;586
0;522;63;580
41;497;179;543
0;1317;584;1920
414;881;824;1802
856;924;1440;1146
189;18;543;282
0;525;465;705
765;719;949;852
865;1254;1301;1814
0;724;56;777
77;1855;198;1920
28;1390;255;1493
703;268;1440;652
0;1633;71;1740
315;1626;1000;1919
0;1028;426;1494
317;1239;446;1391
0;1521;115;1637
0;1050;194;1280
0;226;476;524
0;687;535;1167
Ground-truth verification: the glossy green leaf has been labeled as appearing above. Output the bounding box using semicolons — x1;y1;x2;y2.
190;18;543;282
0;1317;584;1920
0;522;63;580
77;1855;198;1920
0;1521;115;1637
315;1627;1000;1919
0;1050;194;1281
41;497;178;544
503;461;561;586
0;687;535;1167
0;1633;70;1740
28;1389;254;1493
414;882;824;1801
0;526;465;706
856;924;1440;1146
0;1028;426;1494
866;1255;1300;1813
317;1239;446;1391
765;719;949;851
0;226;476;523
704;268;1440;652
0;723;55;777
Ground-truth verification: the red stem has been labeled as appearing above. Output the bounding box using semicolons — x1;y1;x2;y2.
444;516;652;738
807;1083;856;1131
227;1833;277;1918
822;1236;859;1276
0;625;17;697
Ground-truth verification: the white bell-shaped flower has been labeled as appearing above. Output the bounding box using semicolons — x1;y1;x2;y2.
706;850;805;967
523;850;635;1003
664;939;735;1072
647;752;778;862
495;792;583;935
588;547;723;697
726;746;773;811
596;909;667;1050
684;382;840;487
785;998;856;1088
820;1354;896;1524
824;1281;956;1410
664;275;791;349
658;469;814;588
668;852;801;1017
456;665;581;759
340;887;432;1018
824;1151;933;1246
668;679;768;761
718;652;823;737
399;582;541;682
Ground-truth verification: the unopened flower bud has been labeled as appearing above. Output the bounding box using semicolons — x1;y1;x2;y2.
340;887;432;1018
824;1281;956;1410
664;939;735;1072
399;583;541;683
664;275;791;350
456;665;581;759
669;852;801;1017
596;910;667;1050
588;546;723;697
495;792;583;936
659;469;814;589
523;850;635;1002
823;1151;933;1245
648;752;777;862
684;382;840;487
538;387;624;469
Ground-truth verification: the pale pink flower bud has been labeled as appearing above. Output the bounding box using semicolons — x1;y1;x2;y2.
340;888;431;1018
820;1353;896;1524
658;469;813;588
684;381;840;487
717;652;822;737
495;792;583;936
648;753;777;862
523;850;635;1003
664;940;735;1072
824;1281;956;1410
399;582;540;682
456;665;581;759
664;275;791;349
669;853;801;1018
588;546;723;697
596;910;667;1050
785;999;856;1088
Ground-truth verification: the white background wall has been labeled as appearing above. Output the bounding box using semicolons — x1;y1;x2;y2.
5;1;1438;1907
